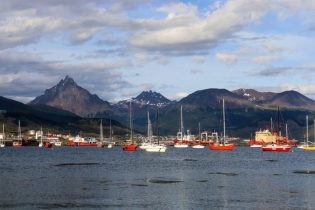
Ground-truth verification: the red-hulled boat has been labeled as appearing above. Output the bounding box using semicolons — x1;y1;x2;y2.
210;143;235;150
122;144;137;151
123;100;137;151
13;141;22;148
209;100;236;151
44;141;53;148
262;143;291;152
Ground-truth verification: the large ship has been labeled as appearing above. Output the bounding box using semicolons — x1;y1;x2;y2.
249;125;297;147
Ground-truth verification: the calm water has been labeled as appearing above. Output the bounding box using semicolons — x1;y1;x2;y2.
1;146;315;209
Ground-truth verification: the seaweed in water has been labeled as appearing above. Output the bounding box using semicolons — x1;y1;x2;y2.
149;179;183;184
264;159;278;162
216;172;238;176
55;163;103;166
293;170;315;174
131;184;148;187
183;159;198;161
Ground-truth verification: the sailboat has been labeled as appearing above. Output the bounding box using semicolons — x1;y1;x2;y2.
122;100;137;151
38;127;43;147
139;112;152;149
13;120;22;148
209;99;235;150
98;119;104;148
108;119;113;148
174;106;189;148
146;108;167;152
303;116;315;150
192;122;204;149
1;124;5;147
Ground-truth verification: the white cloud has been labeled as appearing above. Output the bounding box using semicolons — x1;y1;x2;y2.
279;83;315;96
191;55;206;63
215;53;238;66
190;69;203;74
134;53;151;67
252;55;282;65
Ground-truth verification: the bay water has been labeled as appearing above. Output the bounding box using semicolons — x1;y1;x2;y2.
1;146;315;209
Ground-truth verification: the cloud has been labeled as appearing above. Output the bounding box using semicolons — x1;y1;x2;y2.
252;55;282;65
190;69;203;74
279;83;315;96
215;53;238;66
191;55;206;63
262;43;286;54
130;0;275;54
0;50;133;102
140;82;154;91
134;53;151;67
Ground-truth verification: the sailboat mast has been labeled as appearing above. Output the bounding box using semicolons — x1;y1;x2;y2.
156;108;159;145
100;119;103;142
307;115;309;142
110;119;112;143
277;107;280;136
181;106;183;141
147;111;150;139
314;119;315;143
18;120;21;142
223;99;225;140
199;122;200;141
130;100;132;142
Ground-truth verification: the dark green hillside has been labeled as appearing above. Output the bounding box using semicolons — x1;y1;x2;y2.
0;96;129;138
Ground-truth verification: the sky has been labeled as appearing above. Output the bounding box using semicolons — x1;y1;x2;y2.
1;0;315;104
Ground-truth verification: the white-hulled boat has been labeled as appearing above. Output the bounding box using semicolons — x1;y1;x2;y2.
174;106;189;148
146;109;167;153
192;123;204;149
1;124;6;147
108;119;113;148
139;112;152;149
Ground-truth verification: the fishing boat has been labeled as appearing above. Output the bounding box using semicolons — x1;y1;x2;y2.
146;108;167;153
209;99;235;151
13;120;22;148
108;119;113;148
192;123;204;149
302;116;315;151
262;144;291;152
174;106;189;148
261;107;292;152
1;124;5;147
38;127;43;147
69;134;98;146
98;119;104;148
122;100;137;151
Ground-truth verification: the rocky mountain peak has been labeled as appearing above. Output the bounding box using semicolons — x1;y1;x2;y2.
28;75;112;117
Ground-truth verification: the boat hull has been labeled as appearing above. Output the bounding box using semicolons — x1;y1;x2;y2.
192;145;205;149
13;142;22;148
303;147;315;151
122;145;137;151
146;145;167;153
209;144;235;150
174;144;188;148
44;142;53;148
262;145;291;152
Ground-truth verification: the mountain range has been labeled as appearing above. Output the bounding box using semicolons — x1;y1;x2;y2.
2;75;315;139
